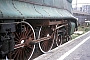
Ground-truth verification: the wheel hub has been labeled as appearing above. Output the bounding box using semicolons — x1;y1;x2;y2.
21;40;25;44
47;34;50;37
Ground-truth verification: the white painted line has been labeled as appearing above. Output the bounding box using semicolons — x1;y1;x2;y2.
57;36;90;60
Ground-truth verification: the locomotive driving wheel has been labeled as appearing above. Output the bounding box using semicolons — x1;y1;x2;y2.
56;30;62;46
7;21;35;60
39;26;55;53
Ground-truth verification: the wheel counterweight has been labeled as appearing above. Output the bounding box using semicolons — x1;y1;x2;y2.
7;22;35;60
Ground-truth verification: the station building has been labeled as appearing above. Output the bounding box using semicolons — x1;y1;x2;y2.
73;10;90;26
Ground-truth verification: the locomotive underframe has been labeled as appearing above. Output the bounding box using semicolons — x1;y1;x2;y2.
0;19;75;60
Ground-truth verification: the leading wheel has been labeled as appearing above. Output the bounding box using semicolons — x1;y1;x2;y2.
7;21;35;60
39;26;55;53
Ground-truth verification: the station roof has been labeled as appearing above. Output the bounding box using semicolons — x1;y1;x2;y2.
73;10;90;15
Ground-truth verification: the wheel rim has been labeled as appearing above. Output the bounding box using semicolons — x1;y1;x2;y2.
66;35;70;42
56;30;62;46
8;22;35;60
39;26;55;53
56;35;62;46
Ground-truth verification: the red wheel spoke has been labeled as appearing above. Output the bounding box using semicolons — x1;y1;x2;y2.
41;42;45;51
28;32;34;37
16;49;20;60
22;48;27;59
15;32;20;39
13;49;19;59
14;37;19;41
19;49;23;60
10;49;17;56
24;31;28;38
39;26;54;53
14;41;19;44
27;29;31;36
8;22;35;60
25;47;31;53
25;30;28;37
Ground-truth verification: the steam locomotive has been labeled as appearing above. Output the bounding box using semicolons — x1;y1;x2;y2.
0;0;77;60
